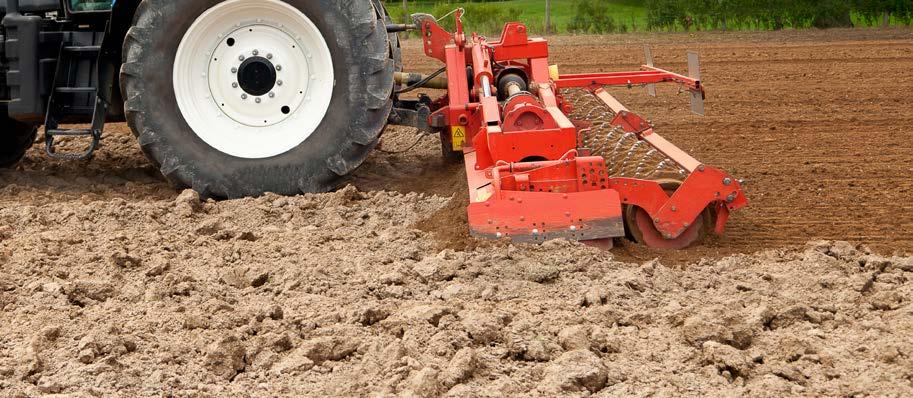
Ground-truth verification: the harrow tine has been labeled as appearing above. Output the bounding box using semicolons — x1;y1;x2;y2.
687;51;705;116
644;45;657;97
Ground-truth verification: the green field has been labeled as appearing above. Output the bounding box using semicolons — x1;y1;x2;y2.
385;0;649;34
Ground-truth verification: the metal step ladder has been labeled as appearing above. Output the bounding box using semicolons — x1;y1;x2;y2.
44;43;108;160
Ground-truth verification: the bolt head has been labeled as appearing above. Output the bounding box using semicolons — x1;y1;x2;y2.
238;55;245;61
532;229;539;235
231;82;238;88
241;94;248;99
266;53;273;59
496;232;503;238
231;67;238;73
268;92;275;98
723;177;732;186
252;49;259;56
569;225;577;231
277;80;283;86
255;97;262;103
276;65;282;71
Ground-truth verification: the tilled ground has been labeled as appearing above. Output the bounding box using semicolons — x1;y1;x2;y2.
1;29;913;397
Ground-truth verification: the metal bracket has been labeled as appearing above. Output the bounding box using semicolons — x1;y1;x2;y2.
388;104;431;133
644;45;656;97
687;51;705;116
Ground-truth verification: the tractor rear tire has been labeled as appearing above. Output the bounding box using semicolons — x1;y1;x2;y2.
0;118;37;168
120;0;395;198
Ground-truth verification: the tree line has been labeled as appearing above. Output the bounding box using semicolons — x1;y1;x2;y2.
646;0;913;31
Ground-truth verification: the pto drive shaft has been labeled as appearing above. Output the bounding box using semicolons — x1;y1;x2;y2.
394;72;449;90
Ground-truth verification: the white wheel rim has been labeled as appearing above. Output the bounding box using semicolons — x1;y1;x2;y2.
174;0;334;159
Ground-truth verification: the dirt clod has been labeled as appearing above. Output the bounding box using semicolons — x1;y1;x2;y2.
540;350;609;393
174;189;202;216
298;336;359;364
205;335;246;381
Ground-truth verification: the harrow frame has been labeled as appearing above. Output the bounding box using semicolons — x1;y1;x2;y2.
406;11;748;247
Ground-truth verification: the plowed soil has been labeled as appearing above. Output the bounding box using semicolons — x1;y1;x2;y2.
2;29;913;397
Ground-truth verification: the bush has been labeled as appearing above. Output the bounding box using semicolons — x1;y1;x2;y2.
646;0;684;31
431;3;525;36
387;2;525;37
567;0;629;34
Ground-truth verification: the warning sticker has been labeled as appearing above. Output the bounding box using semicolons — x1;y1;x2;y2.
451;126;467;151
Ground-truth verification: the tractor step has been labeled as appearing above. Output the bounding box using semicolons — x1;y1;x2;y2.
44;35;108;161
44;128;101;160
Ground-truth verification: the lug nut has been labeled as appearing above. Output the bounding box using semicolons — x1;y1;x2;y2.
232;82;238;88
255;98;261;103
266;53;273;59
252;49;259;56
238;55;245;61
276;65;282;71
276;80;283;86
241;94;248;100
268;92;275;98
231;67;238;73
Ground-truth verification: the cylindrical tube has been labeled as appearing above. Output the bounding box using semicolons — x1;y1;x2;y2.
393;72;449;90
480;75;492;98
471;44;494;95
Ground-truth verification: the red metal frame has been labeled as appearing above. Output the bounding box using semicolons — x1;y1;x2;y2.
418;15;747;245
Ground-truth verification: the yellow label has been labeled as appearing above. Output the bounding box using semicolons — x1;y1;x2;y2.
475;187;493;203
451;126;467;151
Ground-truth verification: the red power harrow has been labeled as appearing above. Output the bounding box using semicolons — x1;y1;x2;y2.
389;11;748;249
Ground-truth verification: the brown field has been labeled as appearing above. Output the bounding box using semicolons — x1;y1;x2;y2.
1;28;912;397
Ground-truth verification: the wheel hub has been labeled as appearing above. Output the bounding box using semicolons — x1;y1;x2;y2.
208;25;307;128
237;56;277;96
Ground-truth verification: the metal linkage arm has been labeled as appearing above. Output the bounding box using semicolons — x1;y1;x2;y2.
555;69;701;92
556;47;706;115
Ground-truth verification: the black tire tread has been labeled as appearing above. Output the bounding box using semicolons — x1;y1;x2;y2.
0;118;37;168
